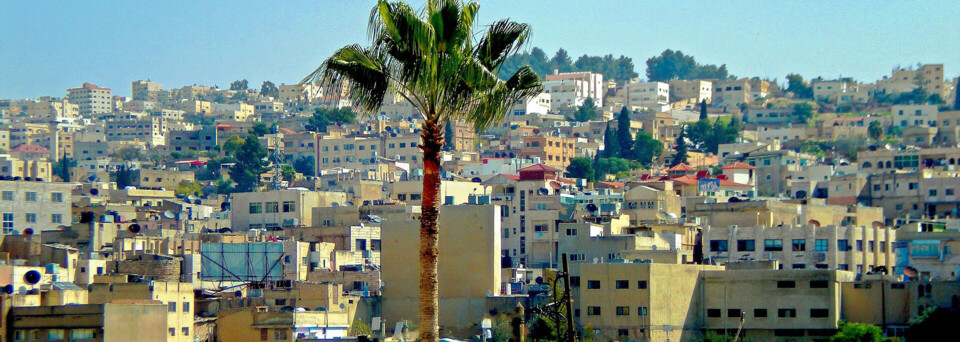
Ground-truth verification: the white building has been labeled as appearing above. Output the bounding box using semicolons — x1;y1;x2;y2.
542;71;604;112
623;81;670;112
892;104;938;128
0;180;73;233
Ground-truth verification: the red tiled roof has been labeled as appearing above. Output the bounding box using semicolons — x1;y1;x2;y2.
598;181;626;188
11;144;50;154
518;164;562;173
721;162;756;170
666;163;695;172
503;174;521;181
719;179;753;188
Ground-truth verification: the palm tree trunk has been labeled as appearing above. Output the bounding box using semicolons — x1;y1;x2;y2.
418;117;443;342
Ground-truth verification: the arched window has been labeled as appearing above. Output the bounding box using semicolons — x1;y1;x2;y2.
862;162;873;168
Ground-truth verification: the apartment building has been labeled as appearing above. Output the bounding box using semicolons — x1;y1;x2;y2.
105;116;167;146
669;79;713;103
519;136;576;169
621;81;671;112
89;281;195;342
229;189;347;230
894;222;960;281
9;303;168;342
509;92;551;121
736;149;816;196
622;181;682;225
67;82;113;116
892;104;938;128
315;136;379;172
166;126;218;153
703;224;895;274
712;78;752;106
0;155;51;180
688;200;884;230
744;106;801;125
542;71;604;111
0;180;73;233
25;96;80;121
132;80;164;102
877;64;949;98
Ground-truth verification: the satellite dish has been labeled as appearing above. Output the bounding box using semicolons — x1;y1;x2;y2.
23;270;41;285
221;202;231;211
2;284;13;294
331;202;340;207
586;203;598;212
532;128;540;134
728;197;741;203
234;290;242;297
535;276;543;285
162;210;176;219
194;199;202;205
23;228;34;235
903;266;919;278
278;306;294;312
471;177;482;182
128;224;141;234
339;303;346;309
90;188;99;196
88;175;97;182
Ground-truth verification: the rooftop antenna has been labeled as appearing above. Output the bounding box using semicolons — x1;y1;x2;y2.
271;132;285;190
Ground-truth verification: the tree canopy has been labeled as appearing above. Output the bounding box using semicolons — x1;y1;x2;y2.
786;74;814;99
616;106;633;158
228;134;269;192
687;117;740;154
565;156;594;181
645;49;731;82
229;79;249;91
307;107;358;132
571;98;598;122
499;47;639;82
260;81;279;98
631;131;663;167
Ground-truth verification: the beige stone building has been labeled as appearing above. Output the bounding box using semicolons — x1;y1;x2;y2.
0;180;73;233
0;155;51;180
669;79;713;103
230;189;347;230
519;135;576;169
67;82;113;116
132;80;164;102
89;281;195;342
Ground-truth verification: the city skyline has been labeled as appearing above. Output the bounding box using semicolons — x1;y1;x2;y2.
1;0;959;99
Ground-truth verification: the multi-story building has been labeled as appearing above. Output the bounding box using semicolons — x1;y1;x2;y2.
508;92;551;122
105;116;167;146
744;106;802;125
519;135;576;169
315;136;379;172
621;81;670;112
230;189;347;230
0;180;73;233
67;82;113;116
892;104;938;128
89;281;195;342
893;222;960;281
877;64;949;98
542;71;604;111
812;78;856;101
25;96;80;122
382;133;422;167
0;155;51;180
669;79;713;103
735;149;816;196
712;78;752;107
703;224;895;274
132;80;164;102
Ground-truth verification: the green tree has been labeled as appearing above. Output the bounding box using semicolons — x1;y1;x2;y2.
793;102;814;124
672;125;689;166
349;320;372;336
699;99;708;120
868;121;884;141
646;49;729;81
293;156;315;176
115;145;144;161
550;48;573;72
228;134;269;193
830;321;881;342
281;164;296;182
215;177;235;194
308;107;358;132
222;134;245;156
443;118;455;151
175;180;202;197
527;315;557;342
786;73;813;98
594;157;642;179
602;121;619;158
565;156;594;181
113;166;136;189
631;131;663;167
249;122;270;137
955;77;960;110
616;106;633;158
54;154;72;182
229;79;248;90
572;98;597;122
260;81;279;98
905;306;960;341
303;2;543;340
928;93;944;105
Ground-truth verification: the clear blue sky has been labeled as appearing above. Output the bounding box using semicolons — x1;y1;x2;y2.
1;1;958;99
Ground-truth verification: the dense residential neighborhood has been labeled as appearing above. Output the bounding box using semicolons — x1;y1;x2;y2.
2;2;960;342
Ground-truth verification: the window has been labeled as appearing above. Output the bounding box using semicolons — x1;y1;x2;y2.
707;309;722;317
51;192;63;202
728;309;742;317
274;328;288;340
1;191;12;201
265;202;278;213
70;329;95;340
168;302;177;312
810;309;829;318
183;302;190;312
930;189;938;196
587;280;600;289
810;280;829;288
754;309;767;318
183;327;190;336
48;329;65;341
838;239;850;251
261;329;269;340
587;306;601;315
737;239;755;251
792;239;806;251
52;214;62;224
282;201;295;212
569;276;580;287
616;280;629;289
25;192;37;201
616;306;630;316
792;264;806;269
618;329;629;338
638;306;648;316
535;202;547;210
3;213;13;230
814;239;828;251
856;240;863;251
249;203;263;214
764;239;783;251
710;240;729;252
778;309;797;318
777;280;796;288
637;280;648;289
25;213;36;223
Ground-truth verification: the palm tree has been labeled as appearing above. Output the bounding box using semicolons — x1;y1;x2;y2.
302;1;541;341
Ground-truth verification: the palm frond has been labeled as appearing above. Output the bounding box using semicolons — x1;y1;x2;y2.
303;45;390;115
475;20;531;70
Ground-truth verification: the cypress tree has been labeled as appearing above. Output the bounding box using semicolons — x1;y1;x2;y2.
954;79;960;110
672;126;689;167
616;106;633;158
602;121;619;158
443;118;455;151
699;99;708;120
